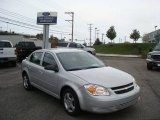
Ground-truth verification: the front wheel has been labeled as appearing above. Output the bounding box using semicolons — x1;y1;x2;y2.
147;63;153;70
62;89;81;115
23;73;32;90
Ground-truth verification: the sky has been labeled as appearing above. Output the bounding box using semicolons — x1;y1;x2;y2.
0;0;160;44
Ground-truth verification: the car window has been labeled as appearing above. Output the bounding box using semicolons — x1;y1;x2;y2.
30;52;43;65
77;43;84;48
57;43;68;47
57;52;105;71
69;43;77;48
0;41;12;48
42;53;57;67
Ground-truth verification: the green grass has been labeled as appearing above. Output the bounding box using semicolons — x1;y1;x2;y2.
93;43;156;58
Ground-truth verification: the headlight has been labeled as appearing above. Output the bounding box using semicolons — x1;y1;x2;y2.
84;84;110;96
147;54;151;59
133;81;138;87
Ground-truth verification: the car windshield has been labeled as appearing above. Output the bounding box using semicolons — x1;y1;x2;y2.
56;52;105;71
0;41;12;48
153;44;160;51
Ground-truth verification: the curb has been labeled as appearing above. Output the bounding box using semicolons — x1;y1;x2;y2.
96;53;141;58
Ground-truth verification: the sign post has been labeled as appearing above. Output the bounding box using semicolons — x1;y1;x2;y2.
37;12;57;49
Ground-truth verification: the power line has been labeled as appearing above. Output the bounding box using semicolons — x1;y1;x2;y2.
0;19;42;31
0;15;70;34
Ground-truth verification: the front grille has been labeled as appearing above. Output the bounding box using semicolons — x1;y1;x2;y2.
151;55;160;61
111;82;134;94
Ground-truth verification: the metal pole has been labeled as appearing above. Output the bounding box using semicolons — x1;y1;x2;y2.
102;33;104;44
43;25;49;49
72;12;74;42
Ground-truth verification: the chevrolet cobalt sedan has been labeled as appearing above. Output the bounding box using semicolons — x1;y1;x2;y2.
21;48;140;115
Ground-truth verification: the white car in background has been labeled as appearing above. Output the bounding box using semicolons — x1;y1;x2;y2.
57;42;96;55
0;40;17;66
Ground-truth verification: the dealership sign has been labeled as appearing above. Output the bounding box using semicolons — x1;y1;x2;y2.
37;12;57;25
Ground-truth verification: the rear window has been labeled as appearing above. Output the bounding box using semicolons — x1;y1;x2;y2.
17;42;35;48
57;43;68;47
0;41;12;48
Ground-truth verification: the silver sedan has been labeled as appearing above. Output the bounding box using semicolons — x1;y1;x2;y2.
21;48;140;115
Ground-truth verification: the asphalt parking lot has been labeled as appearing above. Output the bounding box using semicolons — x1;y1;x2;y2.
0;57;160;120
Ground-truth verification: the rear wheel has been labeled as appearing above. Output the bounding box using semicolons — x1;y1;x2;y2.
23;73;32;90
62;89;81;115
147;63;153;70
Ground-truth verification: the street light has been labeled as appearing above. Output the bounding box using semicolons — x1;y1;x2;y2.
155;26;158;31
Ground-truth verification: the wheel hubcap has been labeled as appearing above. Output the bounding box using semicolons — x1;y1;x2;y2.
64;93;75;113
23;75;28;88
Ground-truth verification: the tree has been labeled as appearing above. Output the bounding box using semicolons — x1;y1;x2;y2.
36;33;43;40
142;34;150;43
106;26;116;43
130;29;140;43
94;38;102;45
49;35;58;48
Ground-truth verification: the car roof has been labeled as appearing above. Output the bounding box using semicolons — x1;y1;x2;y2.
58;41;79;44
36;48;84;53
0;40;11;42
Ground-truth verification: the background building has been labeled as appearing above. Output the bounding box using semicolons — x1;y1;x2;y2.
143;29;160;43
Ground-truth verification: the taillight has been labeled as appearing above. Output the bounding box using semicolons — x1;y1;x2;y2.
14;49;17;55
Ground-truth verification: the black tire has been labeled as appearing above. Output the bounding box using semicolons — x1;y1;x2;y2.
62;89;81;116
22;73;32;90
88;51;92;54
147;63;153;70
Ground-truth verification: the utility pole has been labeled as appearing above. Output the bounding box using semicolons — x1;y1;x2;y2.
102;33;104;43
0;27;2;31
65;12;74;42
96;29;100;39
88;24;93;46
95;27;97;41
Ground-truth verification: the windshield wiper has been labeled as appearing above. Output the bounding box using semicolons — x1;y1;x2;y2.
67;68;83;71
84;66;100;69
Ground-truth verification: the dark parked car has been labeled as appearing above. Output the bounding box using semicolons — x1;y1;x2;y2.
15;41;41;62
146;43;160;70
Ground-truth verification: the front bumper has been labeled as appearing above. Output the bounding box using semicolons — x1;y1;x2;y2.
146;59;160;67
0;57;16;63
79;85;140;113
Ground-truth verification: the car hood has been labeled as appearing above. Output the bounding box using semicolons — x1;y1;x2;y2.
69;66;135;88
150;51;160;55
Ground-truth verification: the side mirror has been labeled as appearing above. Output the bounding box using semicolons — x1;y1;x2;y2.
44;64;59;72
